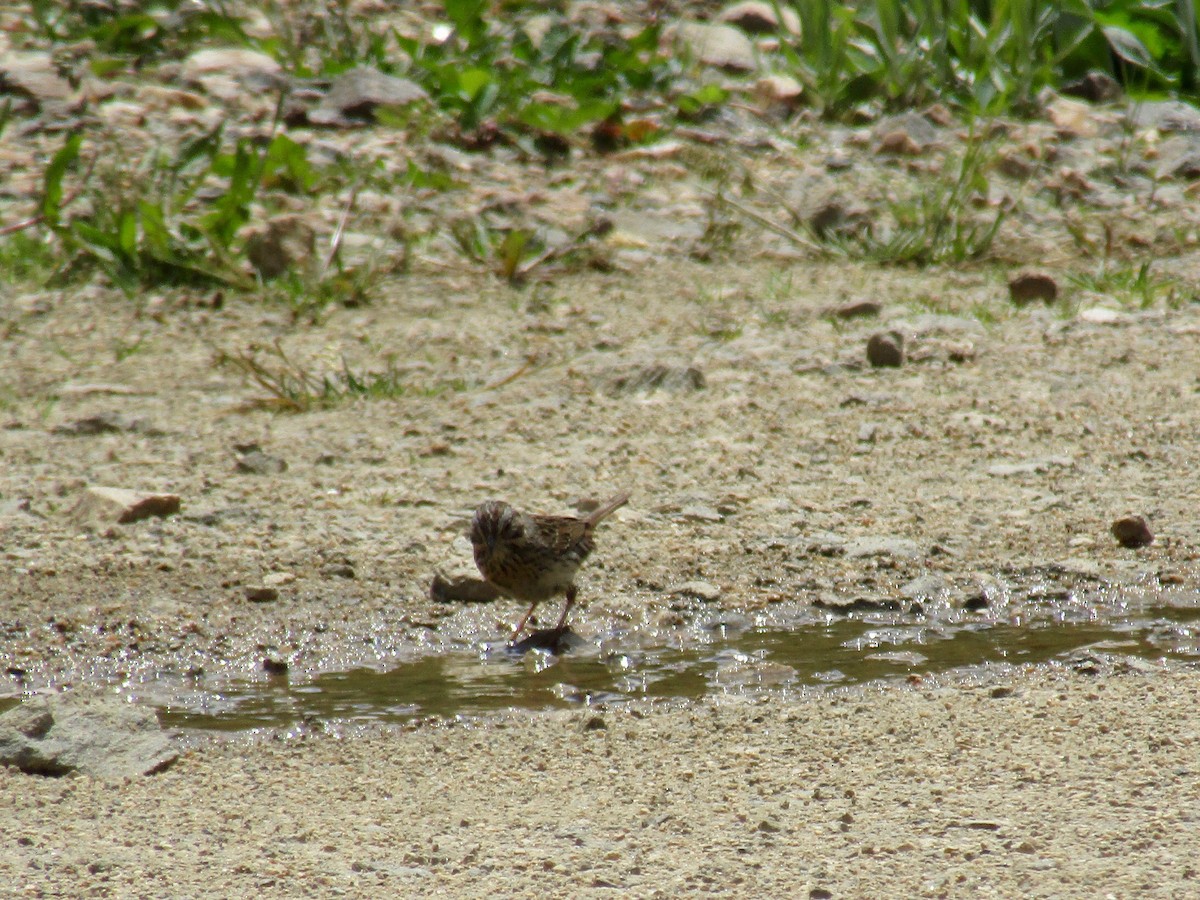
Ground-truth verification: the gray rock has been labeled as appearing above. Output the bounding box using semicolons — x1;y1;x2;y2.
181;47;283;84
718;1;801;35
866;331;905;368
308;66;429;126
0;695;177;778
0;51;74;109
234;443;288;475
875;112;940;154
670;580;722;601
671;22;757;72
1131;99;1200;133
842;536;922;559
900;575;949;602
71;486;181;526
754;74;804;108
1161;147;1200;180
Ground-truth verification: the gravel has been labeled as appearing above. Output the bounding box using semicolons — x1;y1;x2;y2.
2;666;1197;896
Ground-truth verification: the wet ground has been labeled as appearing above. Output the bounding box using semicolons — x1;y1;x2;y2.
59;593;1196;733
158;610;1197;732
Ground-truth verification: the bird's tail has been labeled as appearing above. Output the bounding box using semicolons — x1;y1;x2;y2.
585;492;630;526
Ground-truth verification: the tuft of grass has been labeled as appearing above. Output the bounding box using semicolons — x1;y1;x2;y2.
447;215;612;283
782;0;1198;115
218;342;469;412
712;129;1009;267
29;0;253;66
821;135;1009;266
1068;260;1183;309
0;231;62;286
32;116;361;295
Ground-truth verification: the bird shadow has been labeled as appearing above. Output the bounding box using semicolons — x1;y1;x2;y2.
507;627;582;656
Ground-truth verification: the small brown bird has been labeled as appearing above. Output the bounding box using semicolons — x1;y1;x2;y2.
470;492;629;640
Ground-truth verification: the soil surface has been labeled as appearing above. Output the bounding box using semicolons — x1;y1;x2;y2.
2;667;1198;897
4;7;1200;895
3;251;1199;686
3;246;1200;896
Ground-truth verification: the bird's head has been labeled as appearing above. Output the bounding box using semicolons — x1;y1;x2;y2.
470;500;525;563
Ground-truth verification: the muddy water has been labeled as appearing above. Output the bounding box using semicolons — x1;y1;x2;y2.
155;605;1200;732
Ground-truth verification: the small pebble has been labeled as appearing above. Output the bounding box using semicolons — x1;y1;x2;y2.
1008;272;1058;305
866;331;905;368
831;299;882;319
245;586;280;603
669;580;722;602
1111;515;1153;548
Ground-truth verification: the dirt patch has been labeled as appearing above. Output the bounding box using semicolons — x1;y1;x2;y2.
2;253;1199;691
2;666;1198;895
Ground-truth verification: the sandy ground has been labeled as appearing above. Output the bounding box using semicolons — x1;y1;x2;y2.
3;249;1200;896
2;665;1198;897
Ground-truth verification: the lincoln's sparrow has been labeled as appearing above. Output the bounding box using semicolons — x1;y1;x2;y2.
470;492;629;639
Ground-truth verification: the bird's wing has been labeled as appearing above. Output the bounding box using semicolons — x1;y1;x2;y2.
535;516;590;553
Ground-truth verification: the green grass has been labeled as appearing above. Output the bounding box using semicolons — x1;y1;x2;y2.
713;128;1009;267
218;342;471;411
785;0;1199;115
3;0;1199;296
845;135;1009;266
1068;260;1186;308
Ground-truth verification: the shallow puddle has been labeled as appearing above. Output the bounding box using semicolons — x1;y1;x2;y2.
156;606;1200;732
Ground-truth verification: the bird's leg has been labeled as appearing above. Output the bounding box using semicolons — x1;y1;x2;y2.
511;601;539;640
554;585;578;631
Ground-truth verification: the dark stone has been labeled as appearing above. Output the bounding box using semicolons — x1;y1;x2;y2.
1061;71;1122;103
245;586;280;603
962;593;990;611
866;331;905;368
1008;272;1058;305
1111;515;1153;548
830;299;882;320
812;595;902;614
